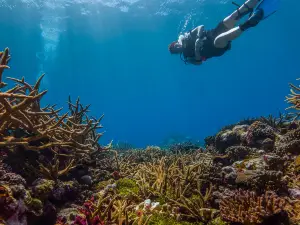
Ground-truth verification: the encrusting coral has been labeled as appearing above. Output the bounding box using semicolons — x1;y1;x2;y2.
1;46;300;225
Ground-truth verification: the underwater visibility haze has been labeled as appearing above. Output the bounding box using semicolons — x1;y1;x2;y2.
0;0;298;147
1;0;300;225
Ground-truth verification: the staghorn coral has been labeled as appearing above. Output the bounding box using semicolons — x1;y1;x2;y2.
113;141;135;152
285;78;300;121
132;154;216;222
38;152;76;181
148;213;204;225
220;189;287;224
259;113;294;130
0;48;110;157
71;190;141;225
120;146;168;165
0;48;11;88
168;184;217;223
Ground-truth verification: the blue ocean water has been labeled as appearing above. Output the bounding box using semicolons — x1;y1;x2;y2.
0;0;298;148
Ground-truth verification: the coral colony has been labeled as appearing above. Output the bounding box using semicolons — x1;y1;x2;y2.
0;47;300;225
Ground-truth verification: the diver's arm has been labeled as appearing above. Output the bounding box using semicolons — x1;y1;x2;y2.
190;25;204;38
195;39;203;61
191;25;205;61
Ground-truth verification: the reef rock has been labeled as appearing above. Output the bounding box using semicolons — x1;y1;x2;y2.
275;127;300;155
225;146;253;162
221;166;237;184
215;125;248;153
51;180;79;203
276;139;300;155
0;185;37;225
233;157;266;171
0;161;26;187
252;170;284;193
80;175;92;186
263;154;285;170
245;121;276;149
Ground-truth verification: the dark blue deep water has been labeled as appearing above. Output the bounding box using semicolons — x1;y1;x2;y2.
0;0;298;148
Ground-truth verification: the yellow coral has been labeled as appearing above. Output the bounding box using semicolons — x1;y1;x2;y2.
295;155;300;172
285;200;300;224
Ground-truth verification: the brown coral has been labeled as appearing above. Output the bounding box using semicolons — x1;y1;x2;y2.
220;189;287;224
286;78;300;120
0;47;110;157
285;199;300;224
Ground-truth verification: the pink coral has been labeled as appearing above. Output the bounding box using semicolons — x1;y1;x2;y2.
73;215;88;225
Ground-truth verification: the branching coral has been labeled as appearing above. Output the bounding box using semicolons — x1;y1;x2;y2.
0;47;110;157
259;113;294;130
38;153;76;180
168;183;217;223
132;154;216;222
134;155;214;199
285;78;300;121
76;191;139;225
285;199;300;224
220;189;287;224
0;48;10;88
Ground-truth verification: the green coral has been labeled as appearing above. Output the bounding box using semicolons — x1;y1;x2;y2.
24;190;43;216
148;214;203;225
32;179;55;199
116;178;139;197
234;161;246;169
95;179;114;190
156;195;168;205
208;217;229;225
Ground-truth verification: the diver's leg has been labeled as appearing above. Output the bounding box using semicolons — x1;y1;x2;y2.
223;0;260;29
214;27;242;48
214;8;263;48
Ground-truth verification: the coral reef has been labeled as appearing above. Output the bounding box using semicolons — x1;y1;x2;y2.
220;190;288;224
1;47;300;225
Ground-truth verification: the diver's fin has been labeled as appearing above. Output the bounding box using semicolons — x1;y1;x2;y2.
255;0;280;20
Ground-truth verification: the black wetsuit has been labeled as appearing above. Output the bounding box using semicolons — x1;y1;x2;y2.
182;22;232;63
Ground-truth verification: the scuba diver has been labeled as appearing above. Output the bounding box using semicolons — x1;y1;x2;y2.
168;0;279;65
